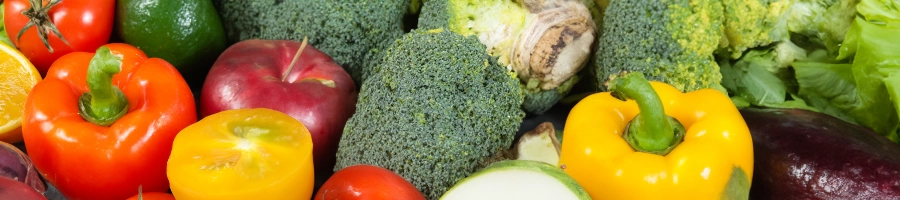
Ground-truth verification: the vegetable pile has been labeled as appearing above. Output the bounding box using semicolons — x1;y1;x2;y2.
0;0;898;199
718;0;900;141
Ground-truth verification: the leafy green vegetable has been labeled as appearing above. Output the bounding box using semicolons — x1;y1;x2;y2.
720;41;817;111
719;0;900;142
719;0;858;58
0;4;12;47
792;62;859;123
720;54;788;107
792;0;900;142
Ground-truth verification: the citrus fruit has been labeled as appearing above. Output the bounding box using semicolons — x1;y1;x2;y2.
0;42;40;143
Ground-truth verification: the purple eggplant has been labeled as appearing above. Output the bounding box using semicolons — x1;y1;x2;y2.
740;108;900;199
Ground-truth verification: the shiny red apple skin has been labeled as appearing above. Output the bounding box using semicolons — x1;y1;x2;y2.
200;39;358;176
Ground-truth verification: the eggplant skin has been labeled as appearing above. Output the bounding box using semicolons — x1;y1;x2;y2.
740;108;900;199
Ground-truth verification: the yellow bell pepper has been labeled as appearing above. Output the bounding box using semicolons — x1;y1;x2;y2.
558;73;754;199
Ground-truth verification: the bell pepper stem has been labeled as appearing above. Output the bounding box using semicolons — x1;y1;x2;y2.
610;72;685;155
78;46;128;126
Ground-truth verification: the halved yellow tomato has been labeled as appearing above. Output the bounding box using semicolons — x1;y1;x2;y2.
167;108;314;200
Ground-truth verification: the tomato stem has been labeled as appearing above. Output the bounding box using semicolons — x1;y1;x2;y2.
282;37;309;82
610;72;685;155
78;46;128;126
16;0;71;53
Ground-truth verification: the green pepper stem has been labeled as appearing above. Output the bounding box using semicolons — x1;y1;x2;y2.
610;72;685;155
78;46;128;126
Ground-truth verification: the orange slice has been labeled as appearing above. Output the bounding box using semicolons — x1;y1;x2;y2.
0;42;41;143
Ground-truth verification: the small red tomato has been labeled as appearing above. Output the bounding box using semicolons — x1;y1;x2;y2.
316;165;425;200
4;0;115;75
125;192;175;200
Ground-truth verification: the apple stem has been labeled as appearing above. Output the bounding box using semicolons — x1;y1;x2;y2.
282;37;309;82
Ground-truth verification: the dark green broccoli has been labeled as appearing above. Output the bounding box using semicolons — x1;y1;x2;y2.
418;0;596;115
211;0;412;83
593;0;725;92
334;28;525;199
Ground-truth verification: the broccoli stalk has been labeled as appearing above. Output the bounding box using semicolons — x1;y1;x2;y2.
418;0;596;115
334;29;526;199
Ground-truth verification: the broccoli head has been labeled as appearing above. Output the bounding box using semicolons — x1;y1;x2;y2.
594;0;725;92
720;0;792;58
212;0;411;84
418;0;596;114
720;0;859;58
334;28;526;199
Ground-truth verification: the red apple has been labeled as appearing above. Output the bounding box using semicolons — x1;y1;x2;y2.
200;39;358;177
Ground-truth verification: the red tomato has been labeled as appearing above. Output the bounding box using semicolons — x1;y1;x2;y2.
125;192;176;200
4;0;115;75
315;165;425;200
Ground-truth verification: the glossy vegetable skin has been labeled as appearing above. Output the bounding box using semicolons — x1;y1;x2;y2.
167;108;314;200
125;192;175;200
741;108;900;199
315;165;424;200
0;141;44;194
559;74;754;199
22;43;196;200
0;177;45;200
4;0;115;74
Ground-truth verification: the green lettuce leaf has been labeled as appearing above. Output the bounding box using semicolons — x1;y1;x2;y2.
794;0;900;142
720;41;817;111
793;62;859;124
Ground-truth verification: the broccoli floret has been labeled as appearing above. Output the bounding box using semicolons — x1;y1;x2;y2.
334;29;526;199
720;0;859;58
593;0;725;92
212;0;411;83
720;0;792;58
418;0;596;114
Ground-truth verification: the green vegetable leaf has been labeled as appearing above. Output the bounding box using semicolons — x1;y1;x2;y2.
854;0;900;25
794;0;900;142
730;96;750;109
793;61;859;124
883;71;900;141
0;4;13;47
720;167;750;200
720;49;788;107
774;94;820;112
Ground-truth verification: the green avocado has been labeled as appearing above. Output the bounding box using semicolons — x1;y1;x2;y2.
115;0;227;81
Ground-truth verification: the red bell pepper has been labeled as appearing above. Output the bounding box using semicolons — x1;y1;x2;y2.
22;43;196;200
